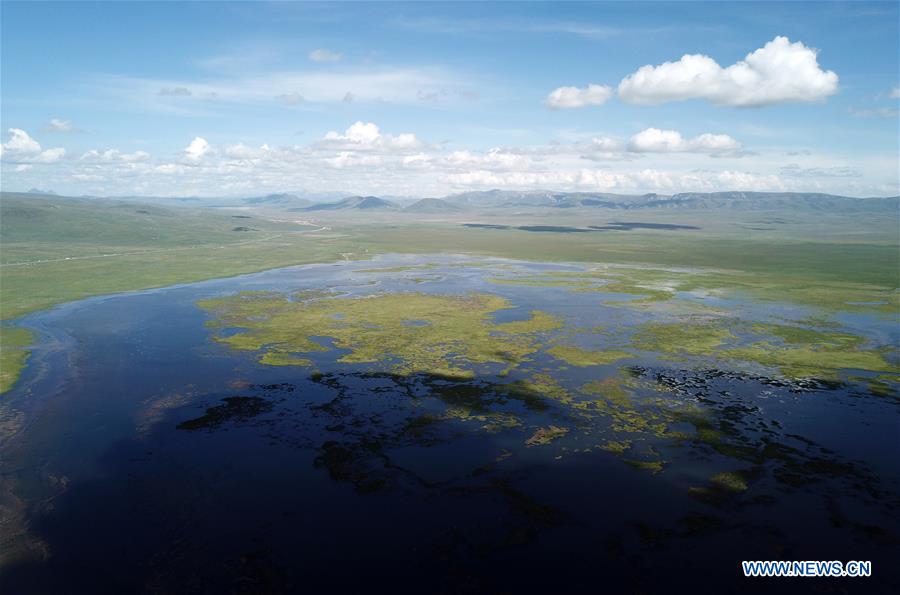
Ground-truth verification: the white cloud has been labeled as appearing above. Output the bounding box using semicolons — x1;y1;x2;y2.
223;143;273;160
97;66;469;111
617;36;839;107
546;84;612;109
441;167;785;193
309;49;343;62
81;149;150;162
155;163;190;175
31;147;66;163
1;128;66;164
590;136;625;151
44;118;80;133
890;86;900;99
628;128;742;153
444;148;530;170
2;128;42;154
184;137;212;161
325;152;383;169
3;122;895;199
321;122;423;151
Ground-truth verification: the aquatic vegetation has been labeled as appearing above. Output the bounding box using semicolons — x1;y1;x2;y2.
711;470;749;492
722;323;896;379
631;322;736;358
599;440;631;454
0;327;32;394
259;352;315;367
546;345;634;367
489;263;898;316
625;459;664;473
493;310;562;334
525;425;569;446
200;292;563;379
505;372;571;407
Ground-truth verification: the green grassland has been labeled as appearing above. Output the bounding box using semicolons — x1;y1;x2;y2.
0;328;31;394
1;192;898;393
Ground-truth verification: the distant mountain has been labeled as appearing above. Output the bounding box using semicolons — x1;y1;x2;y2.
442;190;899;212
243;193;313;208
445;190;652;208
304;195;398;211
403;198;461;213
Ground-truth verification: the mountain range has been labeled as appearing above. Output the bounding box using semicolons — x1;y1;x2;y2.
286;190;899;213
9;189;899;213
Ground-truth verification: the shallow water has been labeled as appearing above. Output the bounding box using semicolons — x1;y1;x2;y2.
1;254;898;593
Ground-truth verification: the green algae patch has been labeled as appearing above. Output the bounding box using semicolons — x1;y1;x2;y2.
599;440;631;454
0;327;32;394
722;323;896;379
625;459;664;473
199;291;562;378
504;373;572;409
259;352;315;367
578;377;633;408
631;322;735;357
711;471;749;492
525;425;569;447
547;345;633;367
494;310;562;334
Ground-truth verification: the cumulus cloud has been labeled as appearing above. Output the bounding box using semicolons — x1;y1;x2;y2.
30;147;67;163
2;128;42;154
545;84;613;109
320;121;423;151
617;36;838;107
628;128;742;153
184;137;212;161
309;49;343;62
891;86;900;99
1;128;66;163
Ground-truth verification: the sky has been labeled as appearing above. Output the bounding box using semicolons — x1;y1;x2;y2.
1;0;898;198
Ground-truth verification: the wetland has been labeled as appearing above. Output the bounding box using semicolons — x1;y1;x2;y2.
1;254;898;593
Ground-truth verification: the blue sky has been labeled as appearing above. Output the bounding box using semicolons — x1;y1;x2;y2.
1;1;898;197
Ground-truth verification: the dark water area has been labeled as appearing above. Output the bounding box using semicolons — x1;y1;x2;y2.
462;222;701;233
1;255;898;594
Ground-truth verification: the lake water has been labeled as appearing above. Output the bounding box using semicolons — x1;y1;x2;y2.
1;254;898;593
